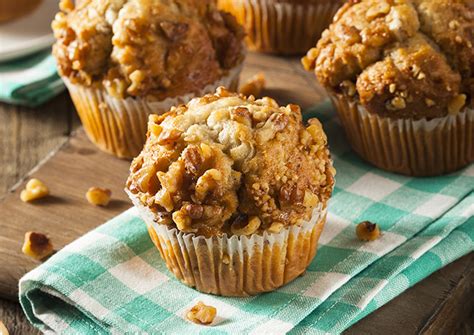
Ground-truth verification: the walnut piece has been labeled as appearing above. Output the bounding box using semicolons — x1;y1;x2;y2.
231;216;262;236
86;187;112;206
356;221;381;241
20;178;49;203
22;232;54;260
186;301;217;325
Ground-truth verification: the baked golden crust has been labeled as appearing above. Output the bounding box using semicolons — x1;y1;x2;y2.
303;0;473;119
52;0;245;100
126;88;335;237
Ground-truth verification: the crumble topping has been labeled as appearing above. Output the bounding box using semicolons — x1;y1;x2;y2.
126;87;335;237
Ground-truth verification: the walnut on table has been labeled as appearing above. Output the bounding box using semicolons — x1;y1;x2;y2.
186;301;217;325
22;232;54;261
86;187;112;206
20;178;49;203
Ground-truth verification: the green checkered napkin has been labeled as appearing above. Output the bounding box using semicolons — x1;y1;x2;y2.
0;50;64;107
19;102;474;334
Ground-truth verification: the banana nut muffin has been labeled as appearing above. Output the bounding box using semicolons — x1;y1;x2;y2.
303;0;474;176
53;0;244;100
127;87;335;237
125;87;335;296
52;0;245;158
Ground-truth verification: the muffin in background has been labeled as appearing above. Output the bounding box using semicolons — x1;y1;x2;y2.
0;0;42;23
303;0;474;176
126;87;335;296
52;0;245;159
218;0;344;55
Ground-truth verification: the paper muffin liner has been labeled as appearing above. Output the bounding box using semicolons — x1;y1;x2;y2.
0;0;42;22
63;65;242;159
218;0;342;54
329;92;474;176
126;189;327;296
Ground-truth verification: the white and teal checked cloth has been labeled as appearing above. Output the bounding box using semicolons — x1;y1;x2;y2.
0;50;64;107
20;102;474;334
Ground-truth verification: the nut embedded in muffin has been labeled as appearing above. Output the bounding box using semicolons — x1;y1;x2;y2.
52;0;245;158
126;87;335;296
302;0;474;176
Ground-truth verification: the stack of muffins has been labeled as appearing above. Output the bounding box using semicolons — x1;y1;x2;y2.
52;0;473;296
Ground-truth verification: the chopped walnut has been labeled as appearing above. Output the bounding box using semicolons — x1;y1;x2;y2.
268;222;284;234
448;20;460;30
231;216;261;236
448;94;466;115
186;302;217;325
195;169;222;201
157;129;182;145
239;72;265;97
59;0;74;12
356;221;381;241
389;84;397;94
159;21;189;41
230;107;252;127
341;80;357;97
22;232;54;260
425;98;435;107
390;97;406;110
86;187;112;206
20;178;49;203
365;1;390;20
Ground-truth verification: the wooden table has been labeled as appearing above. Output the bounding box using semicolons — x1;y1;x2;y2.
0;57;473;334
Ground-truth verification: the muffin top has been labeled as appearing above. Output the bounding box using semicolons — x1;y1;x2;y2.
52;0;245;100
303;0;473;119
126;88;335;237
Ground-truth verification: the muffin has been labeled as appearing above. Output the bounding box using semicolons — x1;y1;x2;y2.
0;0;42;23
52;0;245;159
126;87;335;296
303;0;474;176
218;0;345;54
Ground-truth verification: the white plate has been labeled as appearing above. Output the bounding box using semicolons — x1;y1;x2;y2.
0;0;57;62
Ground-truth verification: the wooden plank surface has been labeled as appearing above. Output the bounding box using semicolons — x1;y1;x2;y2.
0;52;472;334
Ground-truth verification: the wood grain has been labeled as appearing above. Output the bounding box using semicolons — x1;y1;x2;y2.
0;52;472;334
345;253;474;335
0;93;78;335
0;94;78;195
